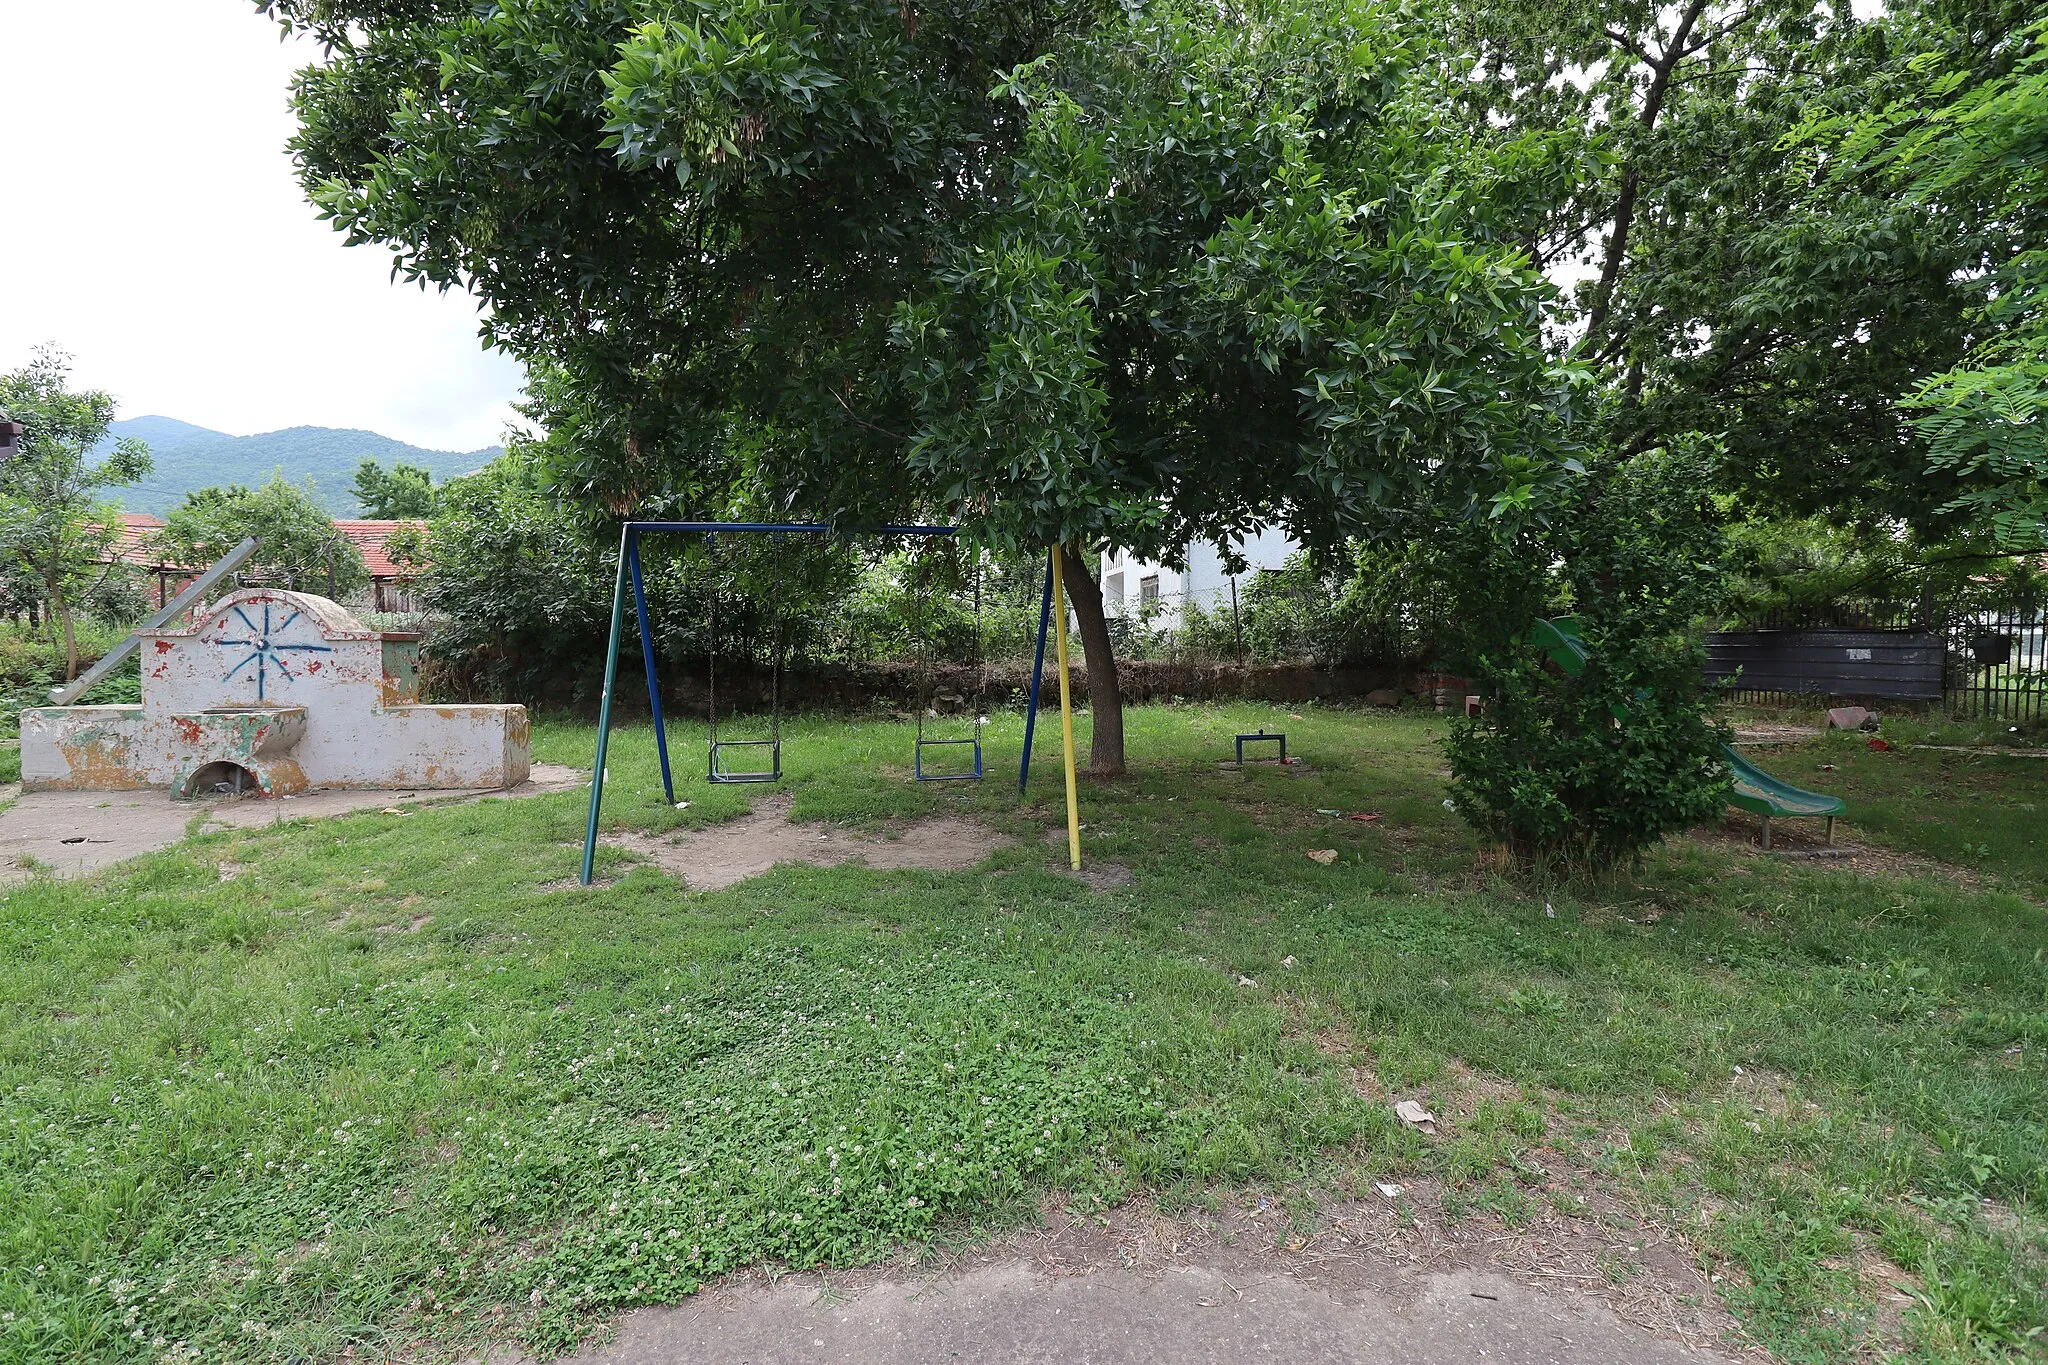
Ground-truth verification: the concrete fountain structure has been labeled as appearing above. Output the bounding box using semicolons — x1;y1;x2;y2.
20;587;529;796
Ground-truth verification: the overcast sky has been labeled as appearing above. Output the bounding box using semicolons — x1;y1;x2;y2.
0;1;525;452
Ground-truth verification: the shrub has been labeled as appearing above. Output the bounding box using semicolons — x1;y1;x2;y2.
1444;442;1732;872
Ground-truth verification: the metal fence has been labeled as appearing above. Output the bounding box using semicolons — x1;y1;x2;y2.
1709;600;2048;721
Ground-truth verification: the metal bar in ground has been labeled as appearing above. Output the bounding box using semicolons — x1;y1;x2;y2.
581;527;634;885
48;537;260;705
622;522;957;536
627;531;675;804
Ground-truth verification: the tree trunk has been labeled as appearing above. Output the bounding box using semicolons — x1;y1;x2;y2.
1059;544;1125;775
52;582;78;681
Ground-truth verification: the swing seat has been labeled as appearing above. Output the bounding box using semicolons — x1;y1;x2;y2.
1234;730;1288;765
709;738;781;784
914;736;983;782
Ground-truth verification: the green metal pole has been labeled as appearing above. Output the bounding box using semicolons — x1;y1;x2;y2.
580;526;635;885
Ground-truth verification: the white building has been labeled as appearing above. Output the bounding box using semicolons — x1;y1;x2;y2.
1100;527;1298;622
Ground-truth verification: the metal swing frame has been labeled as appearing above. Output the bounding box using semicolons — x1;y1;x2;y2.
580;521;957;884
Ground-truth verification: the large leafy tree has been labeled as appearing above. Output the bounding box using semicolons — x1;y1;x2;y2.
267;0;1582;770
1859;15;2048;547
0;348;153;679
352;457;440;519
1453;0;2032;530
156;475;371;598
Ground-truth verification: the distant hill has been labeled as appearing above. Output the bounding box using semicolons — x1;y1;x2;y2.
94;417;501;516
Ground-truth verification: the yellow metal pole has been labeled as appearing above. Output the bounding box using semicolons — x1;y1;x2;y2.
1050;547;1083;871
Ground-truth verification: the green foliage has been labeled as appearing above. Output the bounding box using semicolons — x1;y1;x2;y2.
1454;0;2015;531
416;447;623;700
351;458;439;519
1720;515;2048;622
156;475;370;597
267;0;1584;766
1178;547;1454;668
0;615;142;737
1882;17;2048;547
0;347;153;679
1445;443;1732;870
893;1;1584;553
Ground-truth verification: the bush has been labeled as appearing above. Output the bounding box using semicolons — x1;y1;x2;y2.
1444;443;1732;872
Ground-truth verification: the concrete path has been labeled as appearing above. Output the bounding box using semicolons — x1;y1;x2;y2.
0;762;582;882
574;1261;1743;1365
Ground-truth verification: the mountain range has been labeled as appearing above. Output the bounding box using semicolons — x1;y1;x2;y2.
94;416;502;517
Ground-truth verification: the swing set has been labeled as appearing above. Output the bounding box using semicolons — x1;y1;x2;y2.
578;522;1086;884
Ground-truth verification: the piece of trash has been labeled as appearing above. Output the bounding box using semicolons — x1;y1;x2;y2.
1394;1099;1435;1127
1818;764;1836;772
1237;975;1258;988
1316;808;1343;817
1288;713;1303;721
675;801;691;810
1544;903;1556;918
1281;955;1297;968
1866;737;1892;752
379;807;411;816
1375;1181;1405;1199
1306;848;1338;865
1732;1065;1745;1075
1349;811;1382;822
1441;798;1457;812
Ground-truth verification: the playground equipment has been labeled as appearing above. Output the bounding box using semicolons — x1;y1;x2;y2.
21;586;529;795
702;536;784;784
1527;617;1845;848
580;526;1085;884
1234;730;1288;765
911;546;987;782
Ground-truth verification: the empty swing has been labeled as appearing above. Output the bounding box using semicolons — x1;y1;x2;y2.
706;537;784;783
912;548;986;782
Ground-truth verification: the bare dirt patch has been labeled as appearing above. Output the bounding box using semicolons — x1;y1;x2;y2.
1693;814;2015;896
603;793;1013;891
1731;724;1822;745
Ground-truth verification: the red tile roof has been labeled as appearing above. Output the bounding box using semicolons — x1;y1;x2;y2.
101;513;428;579
107;513;168;565
332;520;428;579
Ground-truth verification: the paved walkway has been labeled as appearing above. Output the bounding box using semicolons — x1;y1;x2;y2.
572;1260;1746;1365
0;763;582;882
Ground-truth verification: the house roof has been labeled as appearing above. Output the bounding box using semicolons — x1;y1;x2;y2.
332;520;428;579
108;513;168;565
101;513;427;578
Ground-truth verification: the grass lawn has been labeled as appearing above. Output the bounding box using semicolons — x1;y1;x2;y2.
2;704;2043;1363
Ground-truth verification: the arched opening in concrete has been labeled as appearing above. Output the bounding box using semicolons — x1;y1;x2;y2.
183;761;262;800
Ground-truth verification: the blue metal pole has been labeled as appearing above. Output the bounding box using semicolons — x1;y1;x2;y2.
628;532;675;804
580;525;635;885
620;521;957;536
1019;550;1055;791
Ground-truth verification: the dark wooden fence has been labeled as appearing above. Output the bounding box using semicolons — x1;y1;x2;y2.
1707;601;2047;720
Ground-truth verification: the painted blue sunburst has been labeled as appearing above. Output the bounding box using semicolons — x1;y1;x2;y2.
217;603;333;701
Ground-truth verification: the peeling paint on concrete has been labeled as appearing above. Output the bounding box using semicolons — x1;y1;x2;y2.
21;588;530;794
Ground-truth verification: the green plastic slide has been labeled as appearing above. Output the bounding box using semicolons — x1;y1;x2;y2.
1524;617;1844;847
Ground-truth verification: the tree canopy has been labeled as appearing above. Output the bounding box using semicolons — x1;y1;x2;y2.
352;457;440;519
271;0;1582;549
157;475;370;598
0;348;153;678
